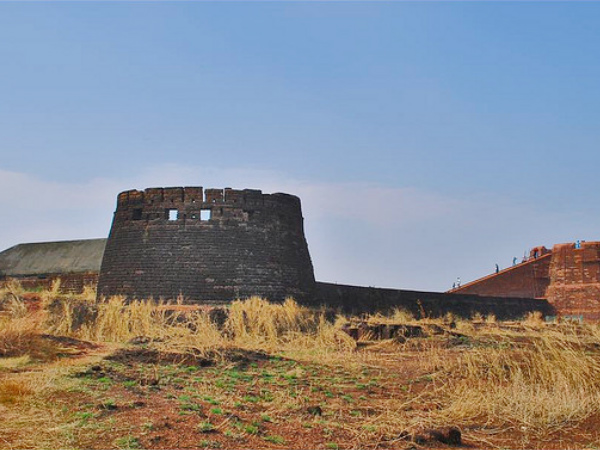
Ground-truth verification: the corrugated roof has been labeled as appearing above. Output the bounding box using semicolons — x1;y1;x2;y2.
0;239;106;276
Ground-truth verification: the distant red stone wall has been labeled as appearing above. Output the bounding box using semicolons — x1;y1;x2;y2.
546;242;600;320
0;272;99;294
451;241;600;321
452;254;552;299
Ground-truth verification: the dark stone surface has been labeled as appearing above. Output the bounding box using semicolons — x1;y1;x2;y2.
312;282;553;320
97;187;316;302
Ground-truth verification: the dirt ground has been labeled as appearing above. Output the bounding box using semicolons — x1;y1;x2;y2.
3;326;600;450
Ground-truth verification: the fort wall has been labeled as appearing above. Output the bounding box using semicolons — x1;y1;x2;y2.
314;282;552;320
97;187;316;302
451;253;552;299
1;273;99;294
546;242;600;320
449;242;600;321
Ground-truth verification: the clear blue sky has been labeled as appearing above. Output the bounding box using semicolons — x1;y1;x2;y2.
1;2;599;291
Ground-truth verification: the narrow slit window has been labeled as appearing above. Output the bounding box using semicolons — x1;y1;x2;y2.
167;209;178;221
200;209;211;221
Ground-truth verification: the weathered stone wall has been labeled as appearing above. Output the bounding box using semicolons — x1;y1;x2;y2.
97;187;316;302
0;272;99;294
546;242;600;320
447;242;600;321
314;282;553;320
452;254;552;299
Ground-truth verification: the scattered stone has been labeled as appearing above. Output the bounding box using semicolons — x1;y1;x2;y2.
98;401;118;411
307;405;323;416
343;322;426;341
208;307;228;328
129;336;152;345
397;430;410;440
341;323;359;340
423;324;445;336
141;377;160;386
393;326;424;342
413;427;461;446
226;413;241;422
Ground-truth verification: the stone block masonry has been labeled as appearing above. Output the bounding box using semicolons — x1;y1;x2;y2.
546;242;600;320
97;187;316;302
451;242;600;321
452;251;552;299
313;282;552;320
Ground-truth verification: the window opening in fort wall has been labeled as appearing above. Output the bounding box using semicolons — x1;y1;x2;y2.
167;209;178;221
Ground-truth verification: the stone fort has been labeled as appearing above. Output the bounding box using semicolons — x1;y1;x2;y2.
1;185;599;321
97;187;316;302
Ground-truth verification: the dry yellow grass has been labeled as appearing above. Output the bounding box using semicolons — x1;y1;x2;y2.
0;378;33;405
0;315;40;357
4;280;600;446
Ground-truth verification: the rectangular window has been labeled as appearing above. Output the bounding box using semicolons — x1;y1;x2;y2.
167;209;178;221
200;209;211;221
132;208;143;220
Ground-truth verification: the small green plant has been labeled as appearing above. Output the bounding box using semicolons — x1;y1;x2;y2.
198;422;216;433
326;443;339;450
102;399;116;409
180;403;202;412
114;435;141;449
261;414;272;422
204;396;220;405
75;411;94;425
199;440;222;448
263;435;285;444
244;424;259;435
210;407;223;415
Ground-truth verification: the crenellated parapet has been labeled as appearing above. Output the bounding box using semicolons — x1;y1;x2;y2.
114;187;301;225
